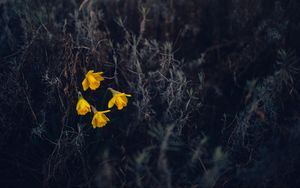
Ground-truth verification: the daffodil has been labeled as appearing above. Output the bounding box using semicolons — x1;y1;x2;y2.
82;70;104;91
91;110;111;128
76;96;91;115
108;88;131;110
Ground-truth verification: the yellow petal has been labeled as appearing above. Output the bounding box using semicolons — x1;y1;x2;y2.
100;110;111;113
87;74;97;83
108;90;131;110
108;97;116;108
86;73;100;90
101;113;110;121
93;72;104;81
97;121;106;128
76;98;91;115
82;78;89;91
76;101;81;111
91;112;109;128
120;96;128;105
89;81;100;90
92;114;98;128
115;98;124;110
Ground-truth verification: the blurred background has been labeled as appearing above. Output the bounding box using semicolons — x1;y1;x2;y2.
1;0;300;187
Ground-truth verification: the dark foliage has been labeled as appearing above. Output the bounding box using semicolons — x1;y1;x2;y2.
1;0;300;187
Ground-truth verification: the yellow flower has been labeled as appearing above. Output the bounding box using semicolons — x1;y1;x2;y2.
108;88;131;110
82;70;104;91
76;96;91;115
91;110;111;128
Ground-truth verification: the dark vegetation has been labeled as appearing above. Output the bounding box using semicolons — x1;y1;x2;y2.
1;0;300;187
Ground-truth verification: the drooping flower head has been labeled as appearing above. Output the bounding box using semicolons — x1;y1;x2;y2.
91;110;111;128
76;94;91;115
107;88;131;110
82;70;104;91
